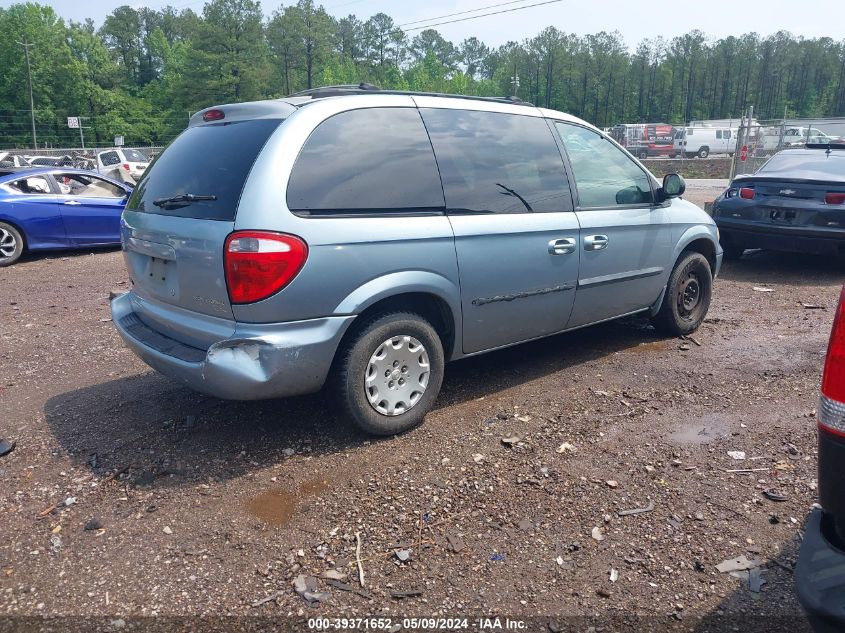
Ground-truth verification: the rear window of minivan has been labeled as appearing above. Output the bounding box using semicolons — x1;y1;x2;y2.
126;119;281;221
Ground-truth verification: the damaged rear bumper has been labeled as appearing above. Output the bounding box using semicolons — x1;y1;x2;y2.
111;292;355;400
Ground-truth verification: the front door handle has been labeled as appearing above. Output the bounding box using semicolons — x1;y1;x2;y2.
548;237;576;255
63;200;82;206
584;234;609;251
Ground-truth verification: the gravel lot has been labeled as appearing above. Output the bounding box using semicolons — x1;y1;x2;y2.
0;186;838;631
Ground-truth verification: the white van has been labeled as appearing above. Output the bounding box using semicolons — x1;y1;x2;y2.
673;127;736;158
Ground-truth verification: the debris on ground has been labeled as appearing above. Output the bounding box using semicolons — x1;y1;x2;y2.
446;532;465;553
472;453;485;463
0;439;15;457
753;287;775;292
609;568;619;582
727;450;746;460
606;480;619;488
321;569;346;581
395;549;411;562
749;568;766;593
802;303;826;309
763;489;789;502
251;590;284;607
556;442;576;454
617;500;656;517
716;555;761;573
500;436;521;447
162;526;173;535
83;518;103;531
390;589;423;599
591;527;605;542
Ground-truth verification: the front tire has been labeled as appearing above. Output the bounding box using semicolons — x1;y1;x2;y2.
651;252;713;336
0;222;24;267
334;312;445;436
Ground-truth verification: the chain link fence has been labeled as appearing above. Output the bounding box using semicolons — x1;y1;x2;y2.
730;117;845;178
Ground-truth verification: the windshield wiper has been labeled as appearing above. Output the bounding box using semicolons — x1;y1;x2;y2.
153;193;217;208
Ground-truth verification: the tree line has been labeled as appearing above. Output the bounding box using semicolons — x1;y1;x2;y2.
1;0;844;149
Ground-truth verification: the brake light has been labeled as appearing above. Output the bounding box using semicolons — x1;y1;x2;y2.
820;285;845;438
224;231;308;304
825;192;845;205
203;109;225;122
739;187;755;200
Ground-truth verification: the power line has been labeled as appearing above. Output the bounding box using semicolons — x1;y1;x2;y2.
396;0;539;28
401;0;565;33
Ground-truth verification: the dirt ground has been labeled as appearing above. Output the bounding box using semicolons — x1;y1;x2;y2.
0;186;839;632
642;158;732;180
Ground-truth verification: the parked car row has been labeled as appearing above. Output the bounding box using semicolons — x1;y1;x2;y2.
0;148;150;179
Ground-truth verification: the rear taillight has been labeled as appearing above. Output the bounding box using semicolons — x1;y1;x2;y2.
203;109;225;122
825;192;845;205
224;231;308;304
739;187;755;200
820;285;845;438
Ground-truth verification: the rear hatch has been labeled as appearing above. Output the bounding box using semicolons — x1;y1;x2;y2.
121;113;288;348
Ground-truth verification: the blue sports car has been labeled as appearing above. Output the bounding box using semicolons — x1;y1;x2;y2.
0;166;132;266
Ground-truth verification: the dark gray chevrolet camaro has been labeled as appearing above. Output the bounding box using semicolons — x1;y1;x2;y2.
713;144;845;259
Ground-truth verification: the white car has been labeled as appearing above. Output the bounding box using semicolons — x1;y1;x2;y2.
782;127;838;146
97;148;149;181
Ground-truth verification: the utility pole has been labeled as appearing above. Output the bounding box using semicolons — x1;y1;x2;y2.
16;37;37;150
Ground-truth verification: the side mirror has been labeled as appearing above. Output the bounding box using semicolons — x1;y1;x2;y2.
659;173;686;201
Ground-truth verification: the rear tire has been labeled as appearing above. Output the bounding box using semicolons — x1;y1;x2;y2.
334;311;444;436
651;252;713;336
638;150;649;159
698;147;710;158
0;222;24;267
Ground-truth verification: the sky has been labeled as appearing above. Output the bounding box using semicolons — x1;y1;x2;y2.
4;0;843;48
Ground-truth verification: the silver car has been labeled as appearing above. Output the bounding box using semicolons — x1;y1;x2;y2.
112;87;722;435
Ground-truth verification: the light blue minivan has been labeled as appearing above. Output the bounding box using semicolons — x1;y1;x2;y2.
112;86;722;435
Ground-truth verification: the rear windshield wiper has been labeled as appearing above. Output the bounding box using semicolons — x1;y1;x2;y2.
152;193;217;208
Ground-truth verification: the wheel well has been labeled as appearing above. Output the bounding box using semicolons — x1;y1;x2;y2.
343;292;456;359
683;238;717;271
0;219;26;250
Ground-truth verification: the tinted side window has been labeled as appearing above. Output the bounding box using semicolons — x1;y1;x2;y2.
101;152;120;166
287;108;444;214
420;109;572;214
555;122;654;208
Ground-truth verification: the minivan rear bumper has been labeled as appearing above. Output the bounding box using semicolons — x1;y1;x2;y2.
796;508;845;632
112;292;355;400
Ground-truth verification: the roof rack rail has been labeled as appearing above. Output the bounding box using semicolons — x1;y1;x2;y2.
806;142;845;150
288;83;381;98
285;83;532;107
